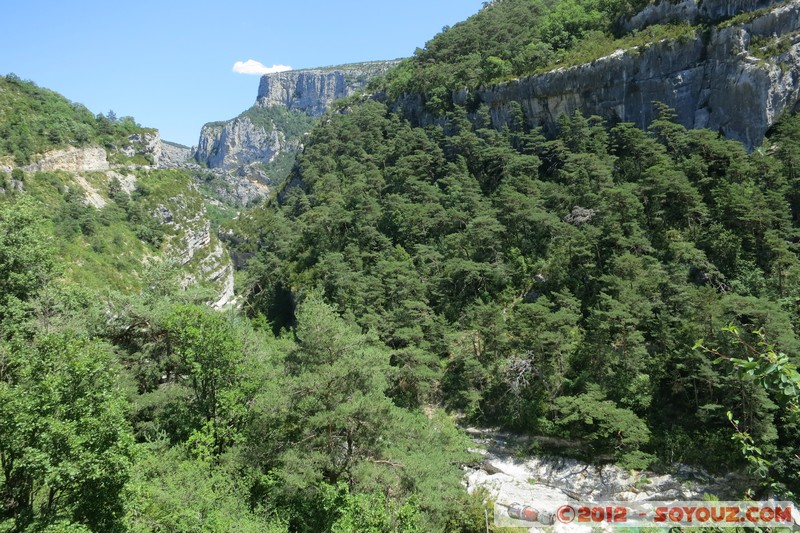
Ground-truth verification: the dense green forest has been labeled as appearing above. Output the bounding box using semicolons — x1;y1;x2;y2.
0;196;483;530
234;0;800;498
3;0;800;531
0;79;484;530
235;99;800;486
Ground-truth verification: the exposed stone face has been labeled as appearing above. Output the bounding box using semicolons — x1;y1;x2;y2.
256;61;400;115
124;132;162;165
158;140;192;168
195;116;284;170
193;115;287;205
622;0;782;32
24;146;109;173
152;187;236;309
697;0;783;20
193;61;399;205
475;1;800;150
258;71;351;116
465;429;751;527
72;175;107;209
203;241;236;309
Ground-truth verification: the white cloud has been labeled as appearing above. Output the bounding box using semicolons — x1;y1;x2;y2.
232;60;292;75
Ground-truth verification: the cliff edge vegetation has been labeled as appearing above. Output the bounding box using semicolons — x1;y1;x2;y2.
0;74;156;166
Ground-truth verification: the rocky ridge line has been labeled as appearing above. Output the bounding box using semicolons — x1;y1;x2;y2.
393;0;800;151
192;60;399;204
256;60;401;114
487;0;800;150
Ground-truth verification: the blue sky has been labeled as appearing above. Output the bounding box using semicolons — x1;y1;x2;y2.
0;0;484;146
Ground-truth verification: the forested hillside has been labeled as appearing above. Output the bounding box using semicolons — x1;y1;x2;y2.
233;0;800;497
383;0;662;106
236;98;800;486
2;0;800;531
0;74;157;166
0;79;485;531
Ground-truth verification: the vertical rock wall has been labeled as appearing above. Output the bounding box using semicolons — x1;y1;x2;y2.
476;1;800;150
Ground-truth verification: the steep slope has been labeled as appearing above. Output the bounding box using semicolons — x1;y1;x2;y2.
478;1;800;149
0;75;233;307
6;2;800;530
193;60;399;204
256;61;401;114
388;0;800;150
232;0;800;496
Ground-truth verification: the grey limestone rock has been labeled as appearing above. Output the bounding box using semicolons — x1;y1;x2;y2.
622;0;781;32
23;146;109;173
476;1;800;151
256;61;399;115
194;115;284;170
465;428;751;530
193;60;399;204
152;188;235;309
158;140;192;168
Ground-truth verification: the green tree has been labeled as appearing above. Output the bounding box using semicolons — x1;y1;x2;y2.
0;196;55;329
553;385;653;468
123;442;287;533
164;305;243;454
0;334;134;531
697;326;800;495
245;297;475;532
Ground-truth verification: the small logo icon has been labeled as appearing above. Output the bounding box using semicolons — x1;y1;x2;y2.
557;504;576;524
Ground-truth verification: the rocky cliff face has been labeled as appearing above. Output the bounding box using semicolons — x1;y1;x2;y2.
117;130;192;168
19;131;190;172
158;140;192;168
472;0;800;150
24;146;110;173
622;0;781;32
193;60;399;204
152;187;235;309
9;136;233;308
256;61;400;115
194;116;284;170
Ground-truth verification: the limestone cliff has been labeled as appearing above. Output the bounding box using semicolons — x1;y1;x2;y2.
23;146;109;173
8;139;232;308
194;115;284;170
151;184;235;308
18;132;190;172
256;61;400;114
622;0;780;32
158;140;193;168
470;0;800;150
193;60;399;204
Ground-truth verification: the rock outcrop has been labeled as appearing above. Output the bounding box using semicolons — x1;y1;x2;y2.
472;0;800;150
256;61;400;115
157;140;192;168
72;175;107;209
20;133;189;173
465;429;754;530
193;60;399;204
121;132;161;164
24;146;109;173
194;115;284;170
622;0;780;32
124;131;193;169
152;187;236;309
